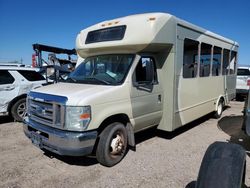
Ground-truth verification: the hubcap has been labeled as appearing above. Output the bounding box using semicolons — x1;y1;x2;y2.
110;133;124;155
217;102;222;115
17;102;26;118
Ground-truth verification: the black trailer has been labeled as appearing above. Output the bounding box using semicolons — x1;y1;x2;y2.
32;43;77;82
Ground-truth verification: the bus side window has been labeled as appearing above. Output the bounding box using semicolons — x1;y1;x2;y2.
222;49;230;75
183;38;199;78
212;46;222;76
200;43;212;77
230;51;237;75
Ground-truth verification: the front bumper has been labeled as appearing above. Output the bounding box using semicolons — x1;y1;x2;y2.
23;118;98;156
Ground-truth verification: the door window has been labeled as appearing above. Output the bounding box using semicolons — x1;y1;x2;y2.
0;70;15;85
134;57;157;84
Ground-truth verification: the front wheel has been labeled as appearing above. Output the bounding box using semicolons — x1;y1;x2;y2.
96;122;128;167
11;98;26;122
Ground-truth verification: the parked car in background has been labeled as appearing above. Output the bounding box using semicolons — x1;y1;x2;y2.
236;66;250;100
243;85;250;134
0;65;46;121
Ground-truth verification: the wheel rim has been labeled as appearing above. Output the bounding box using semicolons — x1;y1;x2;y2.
17;102;26;118
217;102;222;115
110;131;125;156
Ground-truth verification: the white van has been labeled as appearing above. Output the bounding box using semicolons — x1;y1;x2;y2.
23;13;238;166
236;66;250;100
0;66;46;121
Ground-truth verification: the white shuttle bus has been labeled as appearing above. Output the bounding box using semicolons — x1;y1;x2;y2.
24;13;238;166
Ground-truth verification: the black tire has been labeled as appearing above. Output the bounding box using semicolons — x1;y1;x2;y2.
96;122;128;167
214;99;224;119
11;98;26;122
236;94;244;101
196;142;246;188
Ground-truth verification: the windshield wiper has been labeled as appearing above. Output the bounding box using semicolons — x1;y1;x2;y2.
66;77;77;83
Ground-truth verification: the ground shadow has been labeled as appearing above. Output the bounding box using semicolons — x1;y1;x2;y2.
43;113;214;167
0;115;13;124
185;114;250;188
185;181;196;188
217;115;250;156
43;150;98;166
135;112;214;145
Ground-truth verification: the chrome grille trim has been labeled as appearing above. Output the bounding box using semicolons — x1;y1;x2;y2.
27;91;68;129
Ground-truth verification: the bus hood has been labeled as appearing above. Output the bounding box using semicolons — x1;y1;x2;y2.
31;82;128;106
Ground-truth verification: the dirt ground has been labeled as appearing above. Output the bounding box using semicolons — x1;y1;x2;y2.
0;101;250;188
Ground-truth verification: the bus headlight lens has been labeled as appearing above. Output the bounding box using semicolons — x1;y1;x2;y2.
65;106;91;131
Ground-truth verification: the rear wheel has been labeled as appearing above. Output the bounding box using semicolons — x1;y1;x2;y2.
214;99;224;119
11;98;26;122
96;122;128;167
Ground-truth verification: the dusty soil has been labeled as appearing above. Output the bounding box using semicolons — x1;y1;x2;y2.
0;101;250;188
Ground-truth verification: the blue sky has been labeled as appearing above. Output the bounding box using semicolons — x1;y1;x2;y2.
0;0;249;65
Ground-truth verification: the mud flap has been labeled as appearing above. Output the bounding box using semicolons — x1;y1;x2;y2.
196;142;246;188
126;123;136;151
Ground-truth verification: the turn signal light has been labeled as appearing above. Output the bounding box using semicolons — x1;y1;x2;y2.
80;113;90;120
148;17;156;21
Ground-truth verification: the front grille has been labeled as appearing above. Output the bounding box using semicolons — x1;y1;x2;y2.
28;98;65;129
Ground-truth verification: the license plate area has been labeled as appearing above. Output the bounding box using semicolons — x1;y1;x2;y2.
30;132;42;148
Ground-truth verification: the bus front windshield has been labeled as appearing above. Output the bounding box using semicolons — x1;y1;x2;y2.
68;54;134;85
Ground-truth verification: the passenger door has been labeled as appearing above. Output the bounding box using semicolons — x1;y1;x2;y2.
0;70;19;113
130;56;163;132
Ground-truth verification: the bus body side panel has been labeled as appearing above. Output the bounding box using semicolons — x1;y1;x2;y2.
157;49;176;131
175;77;224;127
173;25;238;130
225;74;237;103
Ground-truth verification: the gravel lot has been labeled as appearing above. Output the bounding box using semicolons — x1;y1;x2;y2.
1;101;250;188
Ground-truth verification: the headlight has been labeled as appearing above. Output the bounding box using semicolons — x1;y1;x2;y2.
65;106;91;131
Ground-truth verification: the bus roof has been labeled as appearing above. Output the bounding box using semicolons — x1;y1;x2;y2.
76;12;238;58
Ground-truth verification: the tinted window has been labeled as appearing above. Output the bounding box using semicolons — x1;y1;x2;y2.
229;51;237;75
0;70;15;84
18;70;45;81
222;49;230;75
212;46;222;76
237;68;250;76
85;25;126;44
183;39;199;78
135;57;157;83
200;43;212;77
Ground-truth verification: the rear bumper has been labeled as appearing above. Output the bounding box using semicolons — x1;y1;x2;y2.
236;89;248;95
23;118;98;156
